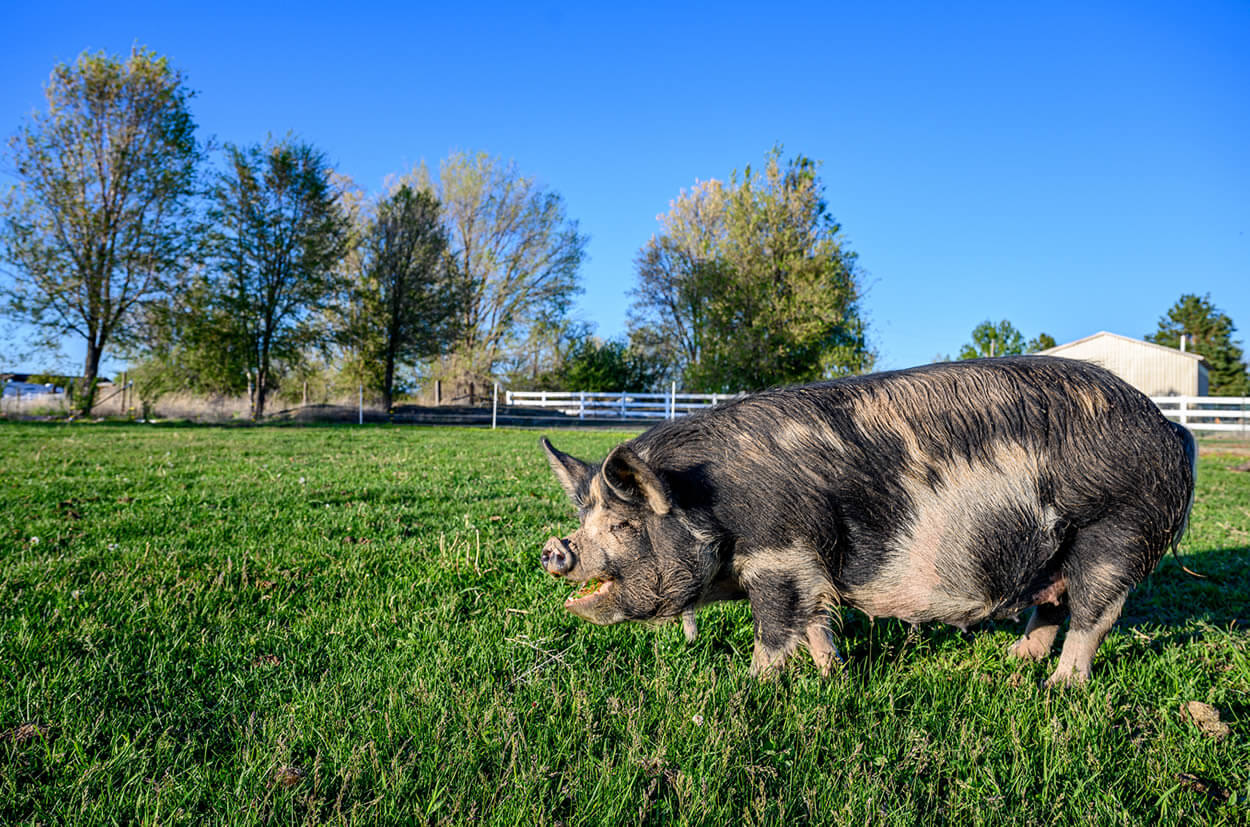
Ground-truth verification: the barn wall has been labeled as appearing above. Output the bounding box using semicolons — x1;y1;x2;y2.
1047;337;1200;396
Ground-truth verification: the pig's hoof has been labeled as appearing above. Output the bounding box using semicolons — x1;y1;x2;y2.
681;610;698;643
749;645;791;679
1043;667;1089;688
1009;636;1052;661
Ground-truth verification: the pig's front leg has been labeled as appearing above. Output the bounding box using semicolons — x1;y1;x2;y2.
738;549;836;677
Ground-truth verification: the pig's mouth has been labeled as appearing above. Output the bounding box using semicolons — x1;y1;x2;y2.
565;578;613;610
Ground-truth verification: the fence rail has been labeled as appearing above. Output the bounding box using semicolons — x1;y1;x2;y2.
1150;396;1250;433
506;389;1250;432
5;380;1249;435
505;388;738;420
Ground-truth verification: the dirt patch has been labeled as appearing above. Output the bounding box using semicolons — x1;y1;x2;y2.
1181;701;1231;740
1197;440;1250;458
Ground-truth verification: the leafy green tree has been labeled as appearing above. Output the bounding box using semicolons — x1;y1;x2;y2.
958;322;1055;359
126;275;251;411
958;320;1027;359
417;152;587;383
209;138;351;419
1027;332;1057;352
554;337;665;392
1146;293;1249;396
338;184;467;410
0;48;204;414
630;147;869;392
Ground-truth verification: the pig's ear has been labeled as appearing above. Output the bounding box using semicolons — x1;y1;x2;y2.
541;437;594;506
602;444;671;515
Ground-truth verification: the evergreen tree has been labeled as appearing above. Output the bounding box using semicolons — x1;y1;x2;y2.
1146;293;1249;396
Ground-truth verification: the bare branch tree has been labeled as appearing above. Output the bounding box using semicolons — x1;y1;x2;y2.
423;152;586;382
1;48;204;413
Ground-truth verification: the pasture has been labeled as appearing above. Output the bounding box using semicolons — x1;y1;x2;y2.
1;421;1247;824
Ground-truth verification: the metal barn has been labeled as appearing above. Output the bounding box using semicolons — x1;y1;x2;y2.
1040;331;1209;396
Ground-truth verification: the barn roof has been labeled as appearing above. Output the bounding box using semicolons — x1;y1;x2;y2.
1041;330;1205;362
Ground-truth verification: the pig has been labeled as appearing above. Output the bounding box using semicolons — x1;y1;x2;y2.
539;356;1197;685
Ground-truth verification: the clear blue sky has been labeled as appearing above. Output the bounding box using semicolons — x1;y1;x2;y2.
3;0;1247;377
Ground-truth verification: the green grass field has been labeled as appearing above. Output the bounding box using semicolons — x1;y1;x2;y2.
1;422;1247;825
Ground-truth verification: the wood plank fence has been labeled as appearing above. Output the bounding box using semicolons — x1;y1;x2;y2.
507;388;1250;433
1150;396;1250;434
504;386;739;421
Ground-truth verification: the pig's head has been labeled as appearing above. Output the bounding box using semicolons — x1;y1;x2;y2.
539;437;718;626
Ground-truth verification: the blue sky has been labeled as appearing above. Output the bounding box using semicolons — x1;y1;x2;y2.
3;1;1247;377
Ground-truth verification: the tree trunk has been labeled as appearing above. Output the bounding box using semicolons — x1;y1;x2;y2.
78;341;102;416
382;349;396;413
253;369;268;420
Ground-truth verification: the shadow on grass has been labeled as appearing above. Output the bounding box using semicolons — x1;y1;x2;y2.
684;545;1250;680
800;544;1250;680
1124;544;1250;629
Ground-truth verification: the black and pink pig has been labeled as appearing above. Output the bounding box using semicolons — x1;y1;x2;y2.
540;356;1196;685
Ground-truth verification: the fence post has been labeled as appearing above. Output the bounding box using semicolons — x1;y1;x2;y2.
579;390;585;420
620;390;626;418
434;379;441;406
669;382;676;420
492;382;499;430
358;384;363;425
1178;398;1188;427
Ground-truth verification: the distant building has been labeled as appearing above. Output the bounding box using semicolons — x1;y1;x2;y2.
2;374;62;398
1040;331;1208;396
1;373;112;397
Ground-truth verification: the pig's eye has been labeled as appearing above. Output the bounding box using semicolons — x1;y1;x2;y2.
610;520;633;533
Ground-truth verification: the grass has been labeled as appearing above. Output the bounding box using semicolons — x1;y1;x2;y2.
0;421;1247;825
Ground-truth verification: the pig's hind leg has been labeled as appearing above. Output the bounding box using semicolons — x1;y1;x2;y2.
1046;521;1149;686
1010;570;1069;662
1009;601;1067;661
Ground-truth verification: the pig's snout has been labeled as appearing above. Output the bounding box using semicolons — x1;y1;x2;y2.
542;537;575;576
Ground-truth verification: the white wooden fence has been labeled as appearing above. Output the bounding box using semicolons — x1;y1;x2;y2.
505;388;1250;432
504;386;739;420
1150;396;1250;434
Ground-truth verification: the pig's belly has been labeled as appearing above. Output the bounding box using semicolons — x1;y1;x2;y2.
845;578;994;627
841;458;1062;627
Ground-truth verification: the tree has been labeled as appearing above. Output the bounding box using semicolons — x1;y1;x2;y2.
546;336;665;392
958;320;1027;359
1146;293;1249;396
630;231;722;377
0;48;204;414
498;317;592;387
419;152;587;382
340;184;467;410
1027;332;1057;352
126;274;251;409
209;138;350;419
629;148;869;392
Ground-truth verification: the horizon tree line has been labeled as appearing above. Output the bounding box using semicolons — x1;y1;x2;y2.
0;48;880;416
7;48;1243;416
